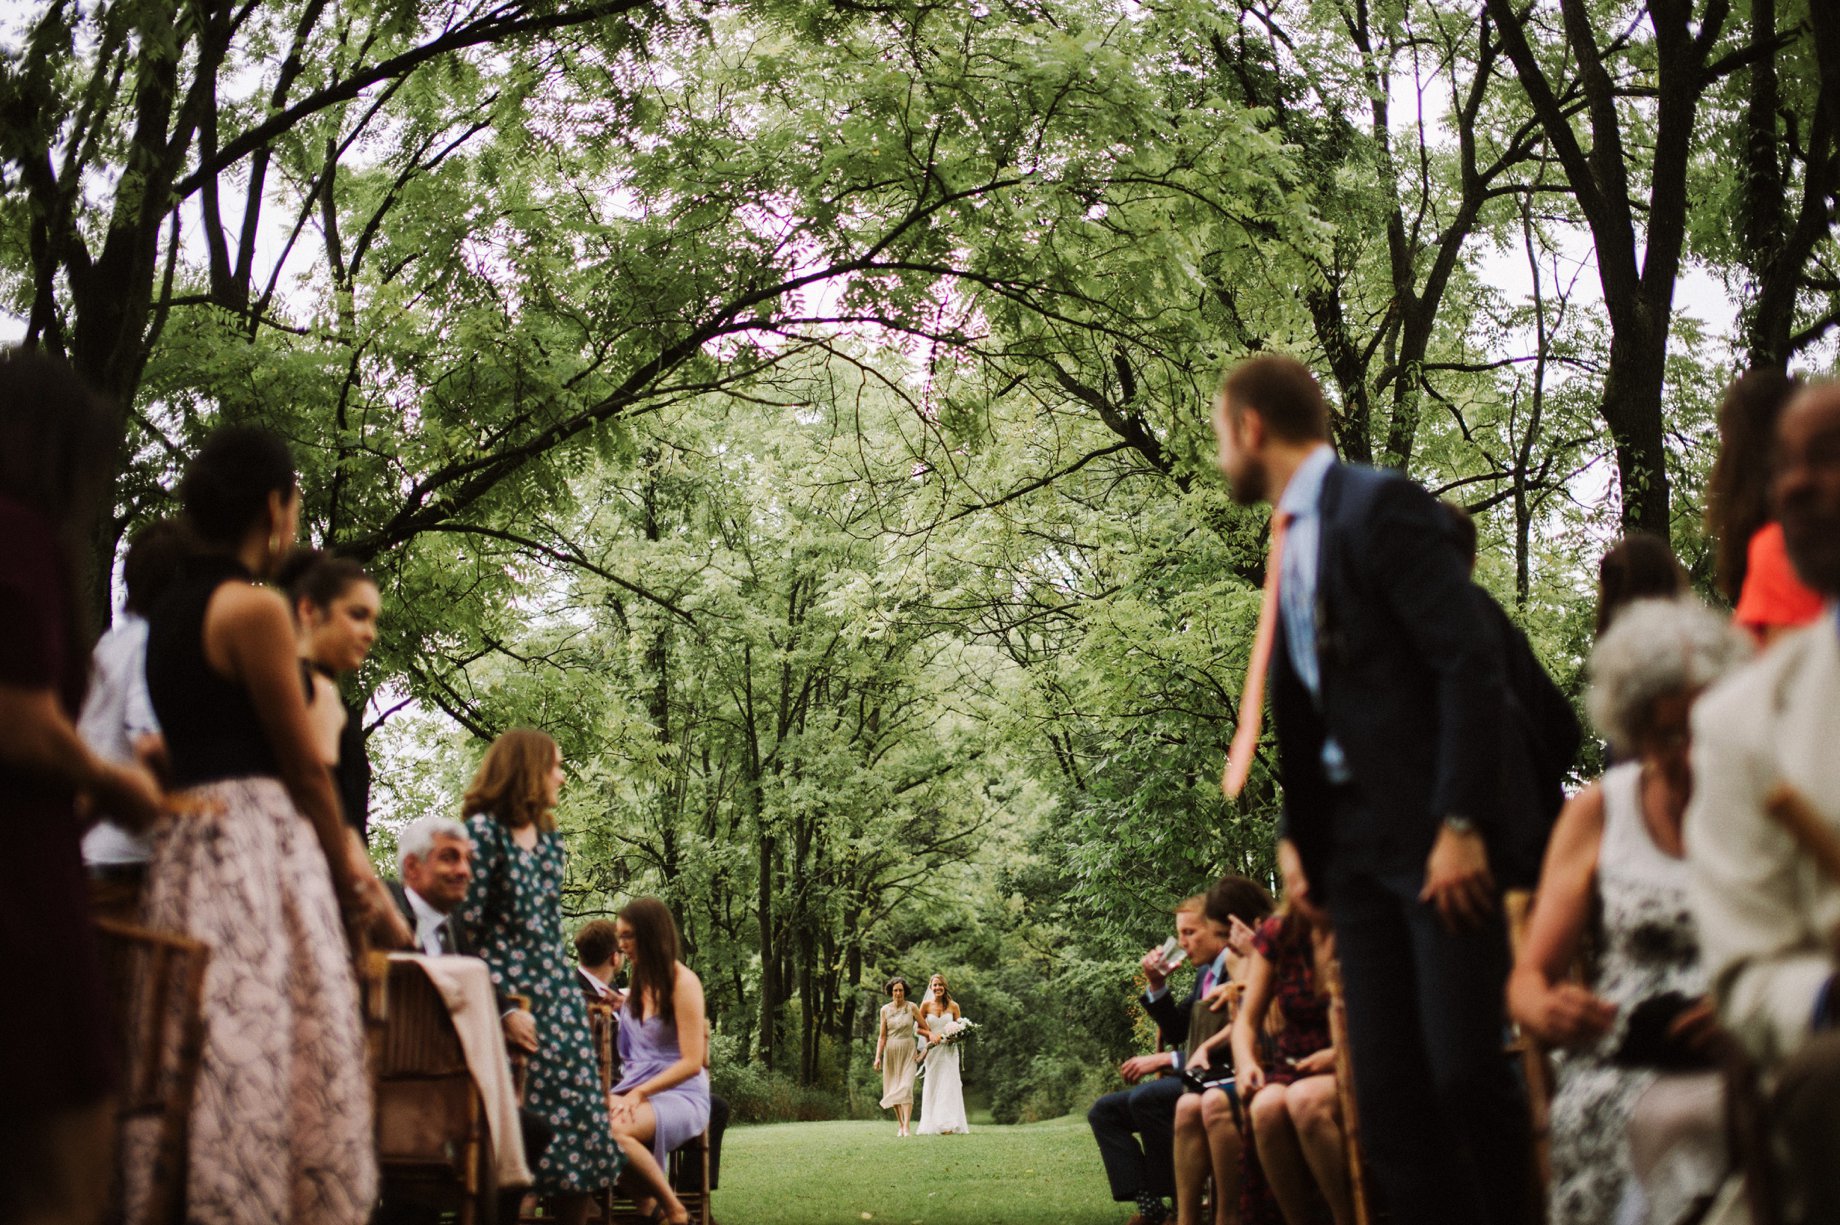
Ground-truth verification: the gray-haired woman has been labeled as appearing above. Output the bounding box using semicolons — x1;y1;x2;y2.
1508;598;1751;1224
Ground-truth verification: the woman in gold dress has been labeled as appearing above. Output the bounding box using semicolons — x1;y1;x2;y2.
874;977;927;1136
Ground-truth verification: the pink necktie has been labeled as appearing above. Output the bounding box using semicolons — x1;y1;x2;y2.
1223;511;1290;798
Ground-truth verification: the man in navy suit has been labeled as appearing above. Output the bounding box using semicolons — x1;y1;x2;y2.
1087;896;1226;1225
1211;354;1528;1225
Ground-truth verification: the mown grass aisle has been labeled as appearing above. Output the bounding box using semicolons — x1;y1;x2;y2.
716;1114;1120;1224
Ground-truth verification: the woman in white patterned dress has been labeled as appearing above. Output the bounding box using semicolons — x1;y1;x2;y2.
915;973;969;1135
132;427;410;1224
1509;599;1749;1225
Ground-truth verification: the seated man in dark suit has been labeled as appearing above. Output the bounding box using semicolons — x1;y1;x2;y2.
575;918;733;1203
575;917;626;1009
378;816;553;1225
1088;894;1228;1225
392;815;539;1054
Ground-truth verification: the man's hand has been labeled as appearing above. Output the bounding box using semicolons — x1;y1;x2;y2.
1526;983;1616;1049
1119;1052;1173;1084
503;1009;539;1053
1293;1048;1336;1076
1277;839;1327;928
1140;947;1171;994
1420;823;1495;930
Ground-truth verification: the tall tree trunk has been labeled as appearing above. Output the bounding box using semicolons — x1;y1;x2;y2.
1600;318;1674;536
1485;0;1724;541
756;823;778;1071
1739;0;1840;369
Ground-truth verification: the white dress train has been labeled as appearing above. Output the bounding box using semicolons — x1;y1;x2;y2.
916;1011;969;1135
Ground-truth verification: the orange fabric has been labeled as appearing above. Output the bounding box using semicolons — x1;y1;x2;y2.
1733;522;1823;637
1224;512;1290;799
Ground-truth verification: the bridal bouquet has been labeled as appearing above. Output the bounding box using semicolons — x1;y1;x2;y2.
916;1018;979;1075
933;1018;979;1048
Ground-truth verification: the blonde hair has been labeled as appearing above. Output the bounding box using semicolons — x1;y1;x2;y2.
462;728;560;832
1175;893;1206;916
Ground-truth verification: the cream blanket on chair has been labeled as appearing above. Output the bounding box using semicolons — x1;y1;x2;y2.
393;953;533;1188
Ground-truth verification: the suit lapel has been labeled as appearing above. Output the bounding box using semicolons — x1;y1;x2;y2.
388;880;415;929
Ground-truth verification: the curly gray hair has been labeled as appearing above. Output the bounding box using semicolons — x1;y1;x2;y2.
397;815;472;873
1586;597;1752;748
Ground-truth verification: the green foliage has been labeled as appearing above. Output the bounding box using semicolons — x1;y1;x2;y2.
8;0;1836;1121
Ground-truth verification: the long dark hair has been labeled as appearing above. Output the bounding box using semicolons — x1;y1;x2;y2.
1706;369;1800;601
621;896;681;1026
277;547;373;613
0;348;122;641
1205;874;1276;930
122;518;190;617
178;425;296;548
1596;533;1687;638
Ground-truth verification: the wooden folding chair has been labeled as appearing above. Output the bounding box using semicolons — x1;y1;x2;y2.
370;957;503;1225
1501;889;1566;1225
1322;950;1376;1225
588;1001;618;1093
94;917;211;1225
667;1130;713;1225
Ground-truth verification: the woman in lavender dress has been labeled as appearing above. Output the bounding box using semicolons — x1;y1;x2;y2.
609;896;711;1225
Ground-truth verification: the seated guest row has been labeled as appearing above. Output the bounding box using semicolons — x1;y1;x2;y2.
576;919;734;1197
1083;365;1840;1225
0;349;716;1225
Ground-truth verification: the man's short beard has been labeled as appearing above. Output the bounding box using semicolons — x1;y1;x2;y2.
1228;461;1269;506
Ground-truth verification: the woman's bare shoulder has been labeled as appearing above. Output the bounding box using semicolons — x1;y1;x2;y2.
1547;782;1608;865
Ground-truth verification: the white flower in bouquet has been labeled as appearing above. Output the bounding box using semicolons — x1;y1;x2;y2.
935;1018;979;1047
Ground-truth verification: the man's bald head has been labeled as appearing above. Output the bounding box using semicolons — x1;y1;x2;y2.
1774;382;1840;598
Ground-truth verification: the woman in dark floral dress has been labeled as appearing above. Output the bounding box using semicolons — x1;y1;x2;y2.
457;729;622;1221
1227;910;1351;1225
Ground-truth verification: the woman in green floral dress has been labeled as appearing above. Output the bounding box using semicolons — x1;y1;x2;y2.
457;728;623;1221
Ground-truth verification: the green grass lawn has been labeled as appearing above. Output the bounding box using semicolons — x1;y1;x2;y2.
714;1114;1124;1225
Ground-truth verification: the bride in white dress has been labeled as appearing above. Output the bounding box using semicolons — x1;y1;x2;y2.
916;973;970;1135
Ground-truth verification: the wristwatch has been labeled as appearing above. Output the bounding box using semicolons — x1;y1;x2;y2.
1442;814;1479;837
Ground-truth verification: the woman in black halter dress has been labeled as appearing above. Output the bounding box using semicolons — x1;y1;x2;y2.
127;427;408;1225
